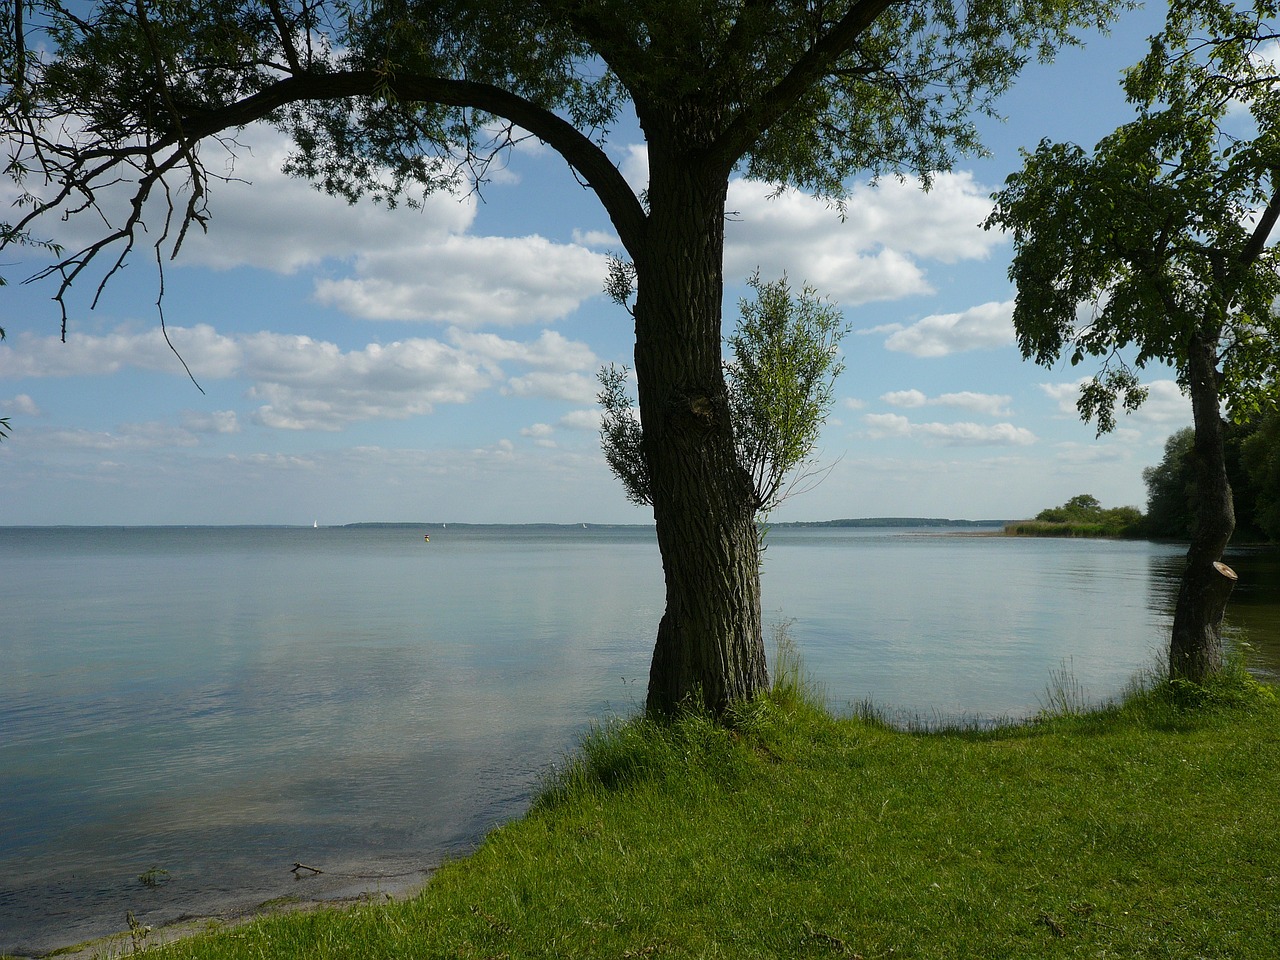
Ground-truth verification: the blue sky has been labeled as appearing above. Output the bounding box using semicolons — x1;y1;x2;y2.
0;6;1202;526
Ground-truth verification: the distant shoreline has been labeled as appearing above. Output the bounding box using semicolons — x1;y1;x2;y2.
0;517;1009;531
342;518;1009;530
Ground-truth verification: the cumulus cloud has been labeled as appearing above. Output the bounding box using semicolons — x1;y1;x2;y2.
882;300;1016;357
4;123;611;330
616;144;650;193
313;234;607;326
881;389;1012;416
178;130;478;273
612;144;1000;306
240;334;494;430
181;410;241;434
504;371;598;403
520;422;557;447
723;172;1002;305
3;394;41;416
560;408;606;431
1040;377;1189;427
448;328;597;371
0;324;242;379
863;412;1036;446
1;323;603;433
881;389;928;408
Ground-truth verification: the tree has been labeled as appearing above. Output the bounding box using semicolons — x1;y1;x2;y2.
1028;493;1141;535
599;272;847;523
986;0;1280;682
1143;427;1196;539
1241;409;1280;542
2;0;1119;716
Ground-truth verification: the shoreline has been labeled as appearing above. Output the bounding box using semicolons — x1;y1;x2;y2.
14;870;437;960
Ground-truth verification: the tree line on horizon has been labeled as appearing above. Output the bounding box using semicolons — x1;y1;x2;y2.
1021;410;1280;543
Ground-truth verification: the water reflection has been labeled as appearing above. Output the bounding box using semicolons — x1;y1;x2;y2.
1146;545;1280;681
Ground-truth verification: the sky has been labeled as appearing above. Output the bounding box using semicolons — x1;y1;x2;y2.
0;7;1205;526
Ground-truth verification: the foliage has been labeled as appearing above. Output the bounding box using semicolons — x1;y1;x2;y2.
595;365;650;507
1143;419;1279;542
598;274;846;515
142;689;1280;960
726;274;848;515
1;0;1125;286
1241;409;1280;542
987;0;1280;682
1009;492;1143;536
1142;427;1197;539
984;0;1280;432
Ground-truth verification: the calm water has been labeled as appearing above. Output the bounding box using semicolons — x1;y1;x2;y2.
2;525;1277;953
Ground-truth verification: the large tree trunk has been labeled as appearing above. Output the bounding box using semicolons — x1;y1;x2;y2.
631;140;768;716
1168;329;1236;682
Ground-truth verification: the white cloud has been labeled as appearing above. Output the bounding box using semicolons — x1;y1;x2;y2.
241;333;493;430
1129;379;1191;426
883;300;1016;357
3;394;40;415
0;324;242;379
616;144;649;193
504;371;598;404
182;410;241;434
313;234;607;326
560;408;605;431
447;328;597;372
1040;377;1189;428
520;422;557;447
937;392;1013;416
863;412;1035;446
6;123;608;330
609;148;1001;306
723;172;1002;305
45;421;200;451
880;389;1011;416
180;129;478;273
881;389;928;408
0;322;608;433
572;228;621;248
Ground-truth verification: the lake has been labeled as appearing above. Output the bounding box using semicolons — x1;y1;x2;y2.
2;524;1277;954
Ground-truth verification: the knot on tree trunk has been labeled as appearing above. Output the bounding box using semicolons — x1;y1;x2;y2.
670;388;721;429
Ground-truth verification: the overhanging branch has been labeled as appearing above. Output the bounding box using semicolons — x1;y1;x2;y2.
707;0;899;173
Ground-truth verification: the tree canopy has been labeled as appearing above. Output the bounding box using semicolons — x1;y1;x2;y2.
986;0;1280;682
986;0;1280;433
3;0;1123;714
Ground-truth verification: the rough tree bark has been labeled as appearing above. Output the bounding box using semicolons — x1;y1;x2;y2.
632;114;768;715
1169;328;1237;682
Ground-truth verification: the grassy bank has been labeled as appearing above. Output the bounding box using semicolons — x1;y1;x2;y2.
1003;518;1140;537
60;675;1280;960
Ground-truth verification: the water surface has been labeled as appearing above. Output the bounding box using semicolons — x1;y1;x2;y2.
2;525;1276;953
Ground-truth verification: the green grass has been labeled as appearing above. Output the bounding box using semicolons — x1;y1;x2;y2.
1003;519;1141;538
99;671;1280;959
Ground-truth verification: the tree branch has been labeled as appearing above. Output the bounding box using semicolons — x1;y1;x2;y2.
707;0;900;173
183;70;648;252
1239;183;1280;269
